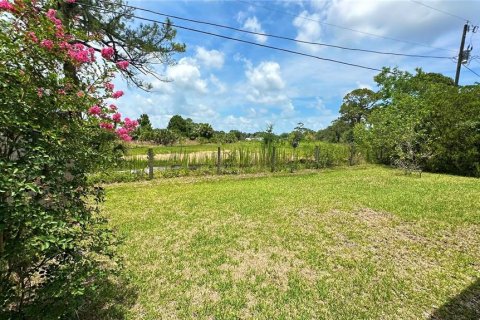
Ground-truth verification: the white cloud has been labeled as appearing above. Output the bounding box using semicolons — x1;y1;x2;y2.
322;0;476;48
209;75;226;94
195;47;225;69
243;16;268;44
293;10;323;53
242;61;297;119
164;58;208;94
246;61;285;92
190;103;219;119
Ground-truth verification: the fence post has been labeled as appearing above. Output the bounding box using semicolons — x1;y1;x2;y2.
349;143;355;166
217;146;221;174
271;146;276;172
147;148;154;180
314;146;320;169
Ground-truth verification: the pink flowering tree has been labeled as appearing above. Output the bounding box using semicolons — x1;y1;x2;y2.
0;0;183;317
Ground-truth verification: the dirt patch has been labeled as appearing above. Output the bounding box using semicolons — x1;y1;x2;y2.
187;285;221;306
219;245;318;290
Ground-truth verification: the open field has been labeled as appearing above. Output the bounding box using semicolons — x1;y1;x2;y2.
97;141;352;183
103;166;480;319
125;141;341;156
126;142;231;156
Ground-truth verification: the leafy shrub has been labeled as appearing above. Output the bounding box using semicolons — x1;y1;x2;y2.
0;1;164;317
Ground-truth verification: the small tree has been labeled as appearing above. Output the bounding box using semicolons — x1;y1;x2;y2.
133;113;154;140
262;124;276;147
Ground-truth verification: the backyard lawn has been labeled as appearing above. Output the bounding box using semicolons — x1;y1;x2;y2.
103;165;480;319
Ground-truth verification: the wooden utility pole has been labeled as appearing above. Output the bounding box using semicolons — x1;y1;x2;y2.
454;23;469;86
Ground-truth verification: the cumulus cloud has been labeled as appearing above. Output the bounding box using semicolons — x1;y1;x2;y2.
244;61;289;105
195;47;225;69
246;61;285;91
162;57;208;94
241;60;298;121
243;16;268;44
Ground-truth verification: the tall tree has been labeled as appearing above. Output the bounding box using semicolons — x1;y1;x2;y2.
339;88;377;127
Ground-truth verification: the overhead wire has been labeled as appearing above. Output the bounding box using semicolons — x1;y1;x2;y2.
408;0;471;23
108;2;453;60
78;3;385;73
463;65;480;78
237;0;458;53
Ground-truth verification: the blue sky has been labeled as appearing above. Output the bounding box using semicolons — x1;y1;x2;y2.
114;0;480;133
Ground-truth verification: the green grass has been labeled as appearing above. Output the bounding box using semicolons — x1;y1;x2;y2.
103;165;480;319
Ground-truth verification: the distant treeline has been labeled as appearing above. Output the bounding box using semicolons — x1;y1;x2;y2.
131;114;317;146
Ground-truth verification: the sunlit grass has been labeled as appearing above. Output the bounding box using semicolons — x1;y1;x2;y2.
103;165;480;319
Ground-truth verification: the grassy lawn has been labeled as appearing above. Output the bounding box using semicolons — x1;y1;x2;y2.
103;165;480;319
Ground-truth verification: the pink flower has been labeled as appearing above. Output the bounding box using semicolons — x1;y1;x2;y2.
101;47;114;60
76;91;85;98
0;0;15;12
46;9;57;20
124;118;138;131
58;89;66;95
59;41;70;50
88;105;101;115
27;32;38;43
121;135;132;141
116;127;133;141
55;26;64;38
104;82;114;91
116;60;129;70
65;0;76;3
37;88;43;98
116;128;132;141
40;39;54;50
112;90;124;99
109;104;117;111
68;43;95;64
112;112;121;123
116;127;128;135
100;122;114;130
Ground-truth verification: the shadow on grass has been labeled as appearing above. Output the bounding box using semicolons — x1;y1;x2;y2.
430;279;480;320
76;273;138;320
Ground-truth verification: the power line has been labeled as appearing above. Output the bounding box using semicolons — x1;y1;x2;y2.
237;0;457;54
79;3;385;73
111;2;453;60
409;0;470;23
464;65;480;78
